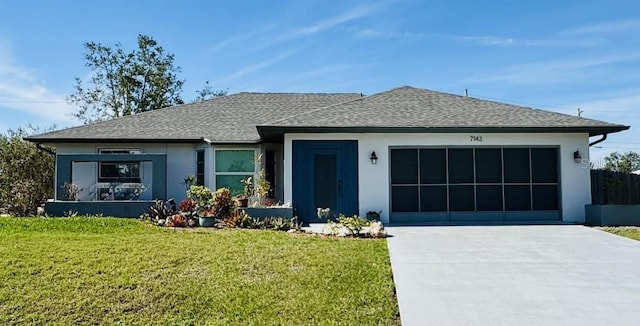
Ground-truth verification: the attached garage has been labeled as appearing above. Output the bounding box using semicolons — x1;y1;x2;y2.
266;86;628;224
390;147;560;224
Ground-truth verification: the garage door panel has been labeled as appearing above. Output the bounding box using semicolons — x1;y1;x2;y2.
392;186;419;212
532;185;559;210
448;149;474;183
450;212;505;222
532;148;558;183
449;185;475;211
390;147;560;224
391;149;418;184
391;212;449;224
420;186;447;212
476;185;503;211
420;149;447;184
475;148;502;183
504;149;531;183
504;185;532;211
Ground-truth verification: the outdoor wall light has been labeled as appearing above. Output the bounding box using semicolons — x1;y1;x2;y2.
370;151;378;165
573;150;582;163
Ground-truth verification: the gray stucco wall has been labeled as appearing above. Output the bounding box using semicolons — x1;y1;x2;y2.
45;201;155;218
585;205;640;226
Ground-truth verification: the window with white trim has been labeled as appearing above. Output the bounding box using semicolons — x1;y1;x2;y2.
214;149;255;195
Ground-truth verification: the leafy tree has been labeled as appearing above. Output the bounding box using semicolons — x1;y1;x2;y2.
67;34;185;123
0;126;55;216
194;80;227;102
603;151;640;173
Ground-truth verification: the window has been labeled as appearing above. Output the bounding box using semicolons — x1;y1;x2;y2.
215;149;255;195
98;149;141;183
265;150;276;197
196;150;205;186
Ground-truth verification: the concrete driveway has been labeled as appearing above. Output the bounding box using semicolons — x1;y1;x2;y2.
386;225;640;326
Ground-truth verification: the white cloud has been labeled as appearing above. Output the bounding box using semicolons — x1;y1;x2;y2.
206;24;277;54
437;33;599;48
296;4;382;36
0;37;75;125
459;35;515;46
564;19;640;35
0;63;75;123
219;48;302;82
461;52;640;85
562;91;640;120
562;91;640;161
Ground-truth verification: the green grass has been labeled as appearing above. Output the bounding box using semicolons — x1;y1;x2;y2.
0;217;399;325
600;226;640;241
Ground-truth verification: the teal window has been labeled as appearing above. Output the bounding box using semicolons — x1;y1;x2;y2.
214;149;255;195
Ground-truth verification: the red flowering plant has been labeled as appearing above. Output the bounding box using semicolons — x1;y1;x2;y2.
179;199;196;213
212;188;236;219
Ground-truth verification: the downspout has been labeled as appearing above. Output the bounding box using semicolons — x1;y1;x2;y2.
36;143;56;156
34;143;57;205
589;134;607;147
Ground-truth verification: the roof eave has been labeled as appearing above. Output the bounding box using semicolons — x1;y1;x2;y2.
257;125;630;141
23;137;262;145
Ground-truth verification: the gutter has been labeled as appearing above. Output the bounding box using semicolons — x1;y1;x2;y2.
589;134;607;147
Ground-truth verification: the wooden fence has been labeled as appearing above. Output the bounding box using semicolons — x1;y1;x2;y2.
591;170;640;205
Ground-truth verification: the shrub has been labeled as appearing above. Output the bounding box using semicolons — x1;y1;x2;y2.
223;210;250;228
142;199;176;222
187;186;214;214
0;127;55;216
260;216;301;231
178;199;196;214
212;188;235;219
166;213;188;227
337;214;370;236
324;214;371;237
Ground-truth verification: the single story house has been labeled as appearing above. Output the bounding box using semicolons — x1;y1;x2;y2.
27;86;629;224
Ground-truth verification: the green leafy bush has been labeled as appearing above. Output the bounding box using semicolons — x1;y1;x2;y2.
187;186;214;215
325;214;371;237
142;199;176;222
0;127;54;216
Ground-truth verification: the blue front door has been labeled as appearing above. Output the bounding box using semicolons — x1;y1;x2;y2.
292;140;358;222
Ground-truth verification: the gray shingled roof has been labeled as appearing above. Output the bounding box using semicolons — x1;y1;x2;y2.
258;86;628;137
28;86;628;143
27;92;361;143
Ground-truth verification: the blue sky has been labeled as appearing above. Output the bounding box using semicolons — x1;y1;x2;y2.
0;0;638;162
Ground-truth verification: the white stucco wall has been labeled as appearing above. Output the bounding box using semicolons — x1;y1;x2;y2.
284;133;591;224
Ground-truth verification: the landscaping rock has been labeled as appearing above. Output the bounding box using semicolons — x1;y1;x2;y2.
368;221;387;238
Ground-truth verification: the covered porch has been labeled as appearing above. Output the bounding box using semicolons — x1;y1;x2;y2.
45;153;167;217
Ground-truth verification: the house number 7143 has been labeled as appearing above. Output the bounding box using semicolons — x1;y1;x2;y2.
470;136;483;142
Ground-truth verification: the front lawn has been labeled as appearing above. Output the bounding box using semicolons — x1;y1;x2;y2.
600;226;640;241
0;217;399;325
